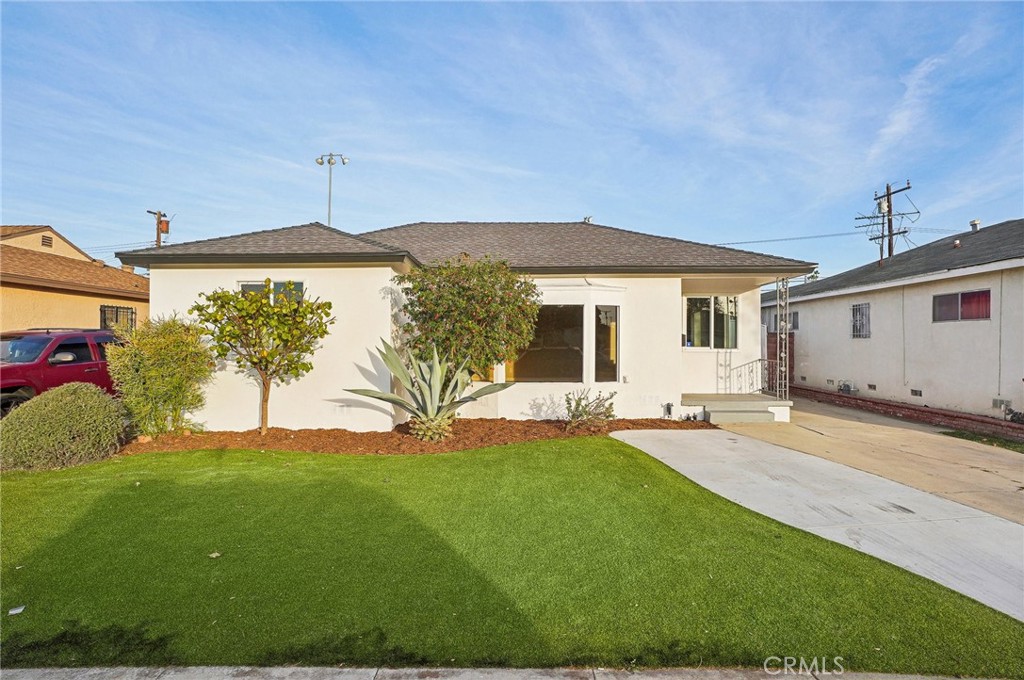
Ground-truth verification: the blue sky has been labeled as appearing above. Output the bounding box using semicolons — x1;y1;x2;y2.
2;2;1021;275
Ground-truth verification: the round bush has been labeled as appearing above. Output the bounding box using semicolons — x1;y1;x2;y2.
0;383;127;470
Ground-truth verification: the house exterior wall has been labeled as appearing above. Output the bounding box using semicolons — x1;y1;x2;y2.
0;283;149;332
3;231;91;261
147;267;777;430
679;288;764;396
147;265;400;432
775;267;1023;417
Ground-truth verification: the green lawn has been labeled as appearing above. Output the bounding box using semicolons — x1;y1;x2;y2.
941;429;1024;453
2;438;1022;676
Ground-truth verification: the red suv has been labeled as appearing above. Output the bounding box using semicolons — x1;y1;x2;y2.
0;329;118;417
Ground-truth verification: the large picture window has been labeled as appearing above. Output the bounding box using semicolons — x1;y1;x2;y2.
685;296;738;349
507;305;584;382
595;305;619;382
933;290;990;322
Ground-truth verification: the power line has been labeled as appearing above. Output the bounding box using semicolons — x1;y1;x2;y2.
716;232;862;246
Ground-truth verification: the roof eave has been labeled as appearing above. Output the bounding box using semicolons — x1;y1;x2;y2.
1;273;149;301
509;264;817;276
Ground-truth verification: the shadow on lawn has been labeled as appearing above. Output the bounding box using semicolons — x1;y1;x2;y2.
0;620;181;667
1;459;550;666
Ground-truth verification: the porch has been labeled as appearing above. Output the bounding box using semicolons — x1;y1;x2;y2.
681;392;793;424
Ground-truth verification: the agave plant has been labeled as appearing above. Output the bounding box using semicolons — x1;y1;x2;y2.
347;341;513;442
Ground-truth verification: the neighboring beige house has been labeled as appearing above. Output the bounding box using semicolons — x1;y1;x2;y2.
119;221;814;432
1;225;150;331
761;218;1023;418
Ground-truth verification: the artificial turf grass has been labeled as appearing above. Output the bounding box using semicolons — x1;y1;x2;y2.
0;438;1021;675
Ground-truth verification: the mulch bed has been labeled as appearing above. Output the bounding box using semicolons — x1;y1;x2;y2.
120;418;715;456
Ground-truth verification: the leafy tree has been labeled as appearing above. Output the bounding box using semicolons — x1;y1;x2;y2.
395;255;541;376
189;280;335;435
106;316;215;436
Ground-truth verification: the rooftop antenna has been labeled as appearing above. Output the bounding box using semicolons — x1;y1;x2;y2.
146;210;170;248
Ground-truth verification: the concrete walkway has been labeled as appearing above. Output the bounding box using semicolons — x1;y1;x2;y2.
0;668;986;680
722;397;1024;523
612;429;1024;621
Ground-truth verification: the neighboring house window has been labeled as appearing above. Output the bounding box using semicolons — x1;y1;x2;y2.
933;290;991;322
40;235;53;248
685;296;738;348
595;305;619;382
851;303;871;338
506;305;584;382
100;305;136;330
240;280;305;303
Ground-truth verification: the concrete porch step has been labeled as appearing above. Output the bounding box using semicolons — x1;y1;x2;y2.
707;409;778;424
681;394;793;424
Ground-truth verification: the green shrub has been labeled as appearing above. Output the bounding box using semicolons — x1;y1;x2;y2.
106;316;215;436
564;389;616;432
395;255;541;377
0;383;127;470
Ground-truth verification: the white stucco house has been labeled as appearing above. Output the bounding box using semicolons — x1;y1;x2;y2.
119;221;815;432
761;218;1023;418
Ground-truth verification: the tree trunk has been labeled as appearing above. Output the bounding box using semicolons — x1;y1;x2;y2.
259;376;271;436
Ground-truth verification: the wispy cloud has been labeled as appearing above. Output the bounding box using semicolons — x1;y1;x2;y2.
1;2;1021;273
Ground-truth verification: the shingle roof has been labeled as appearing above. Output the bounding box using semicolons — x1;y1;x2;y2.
762;218;1023;303
117;222;408;266
0;225;50;238
1;244;150;300
362;221;815;273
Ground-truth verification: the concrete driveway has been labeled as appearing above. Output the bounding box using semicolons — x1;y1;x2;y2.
613;429;1024;621
722;397;1024;523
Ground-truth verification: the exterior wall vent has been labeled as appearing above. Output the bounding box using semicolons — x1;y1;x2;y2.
911;389;923;397
826;379;835;386
41;235;53;248
867;384;877;391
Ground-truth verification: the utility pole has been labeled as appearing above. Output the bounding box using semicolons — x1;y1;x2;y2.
854;180;916;263
147;210;170;248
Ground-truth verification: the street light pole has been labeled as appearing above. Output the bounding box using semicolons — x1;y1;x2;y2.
315;153;349;227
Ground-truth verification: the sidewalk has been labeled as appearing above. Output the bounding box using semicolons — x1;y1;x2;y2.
0;667;985;680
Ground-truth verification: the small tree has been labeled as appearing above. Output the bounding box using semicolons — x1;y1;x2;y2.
189;280;335;435
106;316;215;436
395;255;541;376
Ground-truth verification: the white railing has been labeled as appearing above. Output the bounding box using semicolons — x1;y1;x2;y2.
729;359;787;399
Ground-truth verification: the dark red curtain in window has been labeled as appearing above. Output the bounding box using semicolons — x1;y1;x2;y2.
960;290;991;320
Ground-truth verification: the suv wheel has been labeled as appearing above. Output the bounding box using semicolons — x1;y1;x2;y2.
0;394;30;419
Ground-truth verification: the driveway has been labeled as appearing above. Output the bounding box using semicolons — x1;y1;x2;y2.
721;397;1024;523
613;429;1024;621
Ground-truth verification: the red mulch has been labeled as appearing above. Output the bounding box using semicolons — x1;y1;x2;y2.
120;418;715;456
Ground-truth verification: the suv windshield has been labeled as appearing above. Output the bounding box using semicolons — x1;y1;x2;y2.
0;335;53;364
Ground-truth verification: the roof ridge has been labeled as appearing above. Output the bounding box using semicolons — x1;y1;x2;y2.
365;220;813;267
317;223;405;253
145;222;327;251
